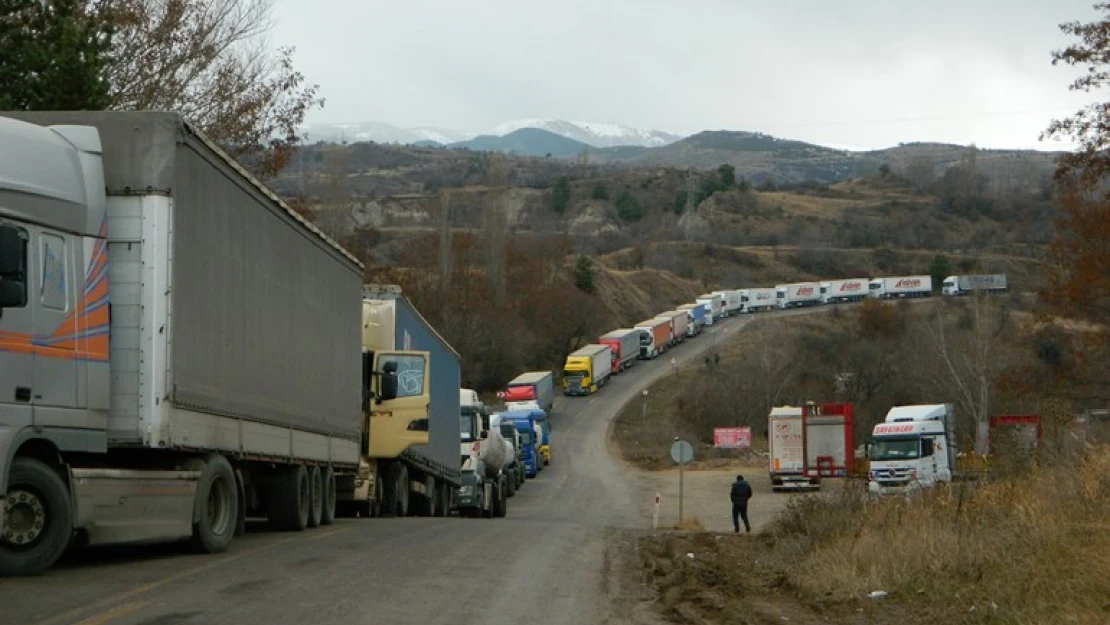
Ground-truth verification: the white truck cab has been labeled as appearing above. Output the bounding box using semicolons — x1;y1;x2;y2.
867;404;957;494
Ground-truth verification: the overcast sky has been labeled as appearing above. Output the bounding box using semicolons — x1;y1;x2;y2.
271;0;1103;150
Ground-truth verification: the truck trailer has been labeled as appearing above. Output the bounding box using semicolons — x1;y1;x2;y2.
820;278;868;304
696;293;724;323
712;290;742;317
740;288;777;313
868;275;933;299
768;403;854;492
0;111;366;576
598;328;640;373
505;371;555;412
677;303;707;335
634;318;670;359
942;274;1008;296
655;311;688;346
561;344;612;396
776;282;821;309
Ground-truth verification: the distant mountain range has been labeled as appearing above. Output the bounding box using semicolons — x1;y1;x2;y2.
298;118;682;149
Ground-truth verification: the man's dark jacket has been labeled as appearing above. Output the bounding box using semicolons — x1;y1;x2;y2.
730;479;752;504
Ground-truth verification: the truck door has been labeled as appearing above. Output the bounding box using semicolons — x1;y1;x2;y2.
31;230;80;425
0;223;33;424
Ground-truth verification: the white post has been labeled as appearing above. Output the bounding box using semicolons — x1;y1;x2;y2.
652;493;660;530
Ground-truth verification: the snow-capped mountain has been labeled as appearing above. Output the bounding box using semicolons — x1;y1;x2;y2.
297;121;472;146
298;118;683;149
490;119;681;148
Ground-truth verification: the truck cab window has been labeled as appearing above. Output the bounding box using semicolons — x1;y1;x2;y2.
379;354;426;398
0;224;29;309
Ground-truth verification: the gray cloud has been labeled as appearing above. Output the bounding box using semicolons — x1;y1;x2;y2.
271;0;1102;150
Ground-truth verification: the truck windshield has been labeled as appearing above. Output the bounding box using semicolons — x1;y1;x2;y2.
563;369;584;379
870;437;920;460
639;332;650;345
460;416;474;442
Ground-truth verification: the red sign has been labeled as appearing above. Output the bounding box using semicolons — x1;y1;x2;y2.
713;427;752;449
874;423;915;434
500;386;536;402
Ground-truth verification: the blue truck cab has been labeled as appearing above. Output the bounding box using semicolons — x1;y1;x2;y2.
522;408;552;466
498;410;540;478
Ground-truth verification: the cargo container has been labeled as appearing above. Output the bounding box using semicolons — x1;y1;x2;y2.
942;274;1008;296
713;290;742;317
769;403;854;492
599;328;640;373
820;278;869;304
655;311;688;346
561;344;612;396
775;282;821;309
740;288;777;313
634;318;670;359
0;111;366;576
696;293;724;323
505;371;555;412
868;275;933;299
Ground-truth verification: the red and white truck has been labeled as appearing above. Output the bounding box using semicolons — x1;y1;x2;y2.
775;282;821;309
868;275;933;299
634;318;670;359
769;402;854;492
820;278;869;304
598;328;639;373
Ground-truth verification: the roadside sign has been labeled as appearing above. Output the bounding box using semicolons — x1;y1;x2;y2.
713;427;752;449
669;439;694;464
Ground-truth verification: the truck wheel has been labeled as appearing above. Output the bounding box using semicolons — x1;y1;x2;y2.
0;457;73;577
493;480;507;518
392;464;410;518
268;464;310;531
371;475;384;517
307;466;323;528
184;454;238;554
320;466;336;526
437;482;452;516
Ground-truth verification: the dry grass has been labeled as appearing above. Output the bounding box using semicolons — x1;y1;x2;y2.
768;447;1110;624
672;517;705;531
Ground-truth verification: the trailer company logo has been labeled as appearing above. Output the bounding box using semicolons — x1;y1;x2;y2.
840;281;862;291
797;287;814;295
895;278;922;288
756;292;771;300
875;424;916;434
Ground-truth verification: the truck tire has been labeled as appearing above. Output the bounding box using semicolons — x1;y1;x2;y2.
0;457;73;577
320;466;336;526
437;482;452;517
307;466;323;528
386;464;410;518
184;454;238;554
505;472;516;498
269;464;310;531
492;479;507;518
371;475;383;517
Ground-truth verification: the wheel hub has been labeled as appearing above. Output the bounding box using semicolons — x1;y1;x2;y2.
4;489;46;546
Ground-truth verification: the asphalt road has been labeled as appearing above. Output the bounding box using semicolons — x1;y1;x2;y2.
0;307;831;625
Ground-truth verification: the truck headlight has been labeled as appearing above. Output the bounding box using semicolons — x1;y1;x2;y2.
459;485;473;496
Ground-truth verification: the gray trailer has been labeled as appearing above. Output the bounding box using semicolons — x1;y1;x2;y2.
942;274;1008;296
0;111;363;576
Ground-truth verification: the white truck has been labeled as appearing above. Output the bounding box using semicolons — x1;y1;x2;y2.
712;290;742;317
820;278;869;304
768;407;817;492
0;111;367;576
867;404;958;495
868;275;933;299
942;274;1008;296
768;403;855;492
740;288;776;313
775;282;822;309
457;392;513;518
696;293;724;323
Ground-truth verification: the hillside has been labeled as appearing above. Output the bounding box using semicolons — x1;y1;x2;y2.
446;128;593;157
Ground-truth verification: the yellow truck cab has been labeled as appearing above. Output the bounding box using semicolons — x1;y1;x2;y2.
561;344;612;396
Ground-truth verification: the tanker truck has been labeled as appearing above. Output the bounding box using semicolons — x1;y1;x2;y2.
457;406;514;518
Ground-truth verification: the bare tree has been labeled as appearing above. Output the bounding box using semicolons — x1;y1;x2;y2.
482;155;508;306
106;0;323;176
312;148;350;240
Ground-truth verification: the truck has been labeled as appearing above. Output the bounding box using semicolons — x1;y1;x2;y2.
355;286;462;520
634;318;671;359
740;288;777;313
456;401;513;518
712;290;742;317
655;311;688;346
491;413;526;492
866;404;958;495
496;411;541;478
768;403;854;492
677;303;707;335
521;408;552;466
562;344;612;396
0;110;369;577
942;274;1008;296
775;282;822;309
599;328;640;373
696;293;724;323
504;371;554;412
820;278;869;304
868;275;933;299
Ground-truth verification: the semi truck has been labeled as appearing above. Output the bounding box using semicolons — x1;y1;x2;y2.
0;111;369;577
354;286;462;520
456;404;512;518
677;303;707;335
712;290;742;317
866;404;958;495
820;278;869;304
634;318;670;359
504;371;554;412
497;411;541;478
561;344;612;396
696;293;724;323
655;311;688;346
942;274;1008;296
776;282;822;309
740;288;777;313
768;403;854;492
868;275;933;299
599;328;640;373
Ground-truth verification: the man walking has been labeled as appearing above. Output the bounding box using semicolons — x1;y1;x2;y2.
730;474;753;533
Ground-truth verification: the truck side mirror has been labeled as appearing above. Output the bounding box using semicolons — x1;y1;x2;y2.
380;370;398;401
0;224;27;309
